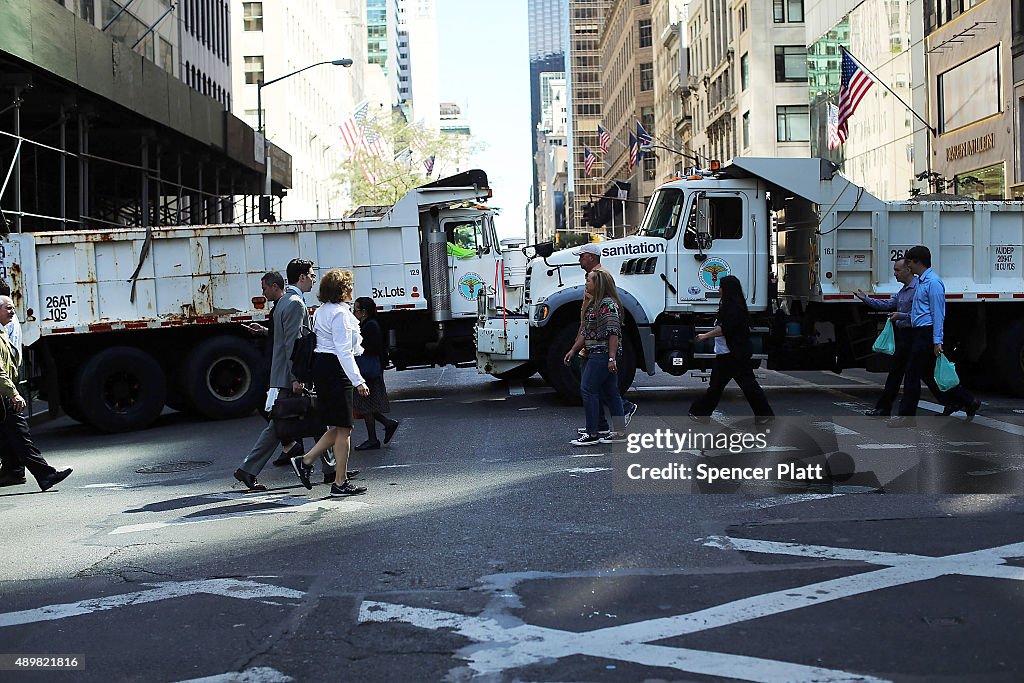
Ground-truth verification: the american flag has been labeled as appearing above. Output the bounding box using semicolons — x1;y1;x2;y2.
836;49;874;145
423;154;435;176
827;102;842;150
583;147;594;176
597;125;610;154
339;100;370;154
627;132;637;172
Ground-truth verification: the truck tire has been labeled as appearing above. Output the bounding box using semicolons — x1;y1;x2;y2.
996;321;1024;397
74;347;167;433
183;336;264;420
543;324;638;405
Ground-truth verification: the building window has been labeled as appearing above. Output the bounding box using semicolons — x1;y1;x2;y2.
243;2;262;31
773;0;803;23
742;111;750;148
244;55;264;84
639;18;652;48
738;4;748;32
740;53;750;90
643;154;657;180
774;45;807;82
938;46;1000;133
640;63;654;91
777;105;809;141
641;106;655;138
953;163;1005;200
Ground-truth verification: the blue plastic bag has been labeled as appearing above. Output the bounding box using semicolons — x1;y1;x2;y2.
934;353;960;392
871;319;896;355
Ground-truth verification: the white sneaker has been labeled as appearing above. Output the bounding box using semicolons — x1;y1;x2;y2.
598;432;627;444
570;434;604;446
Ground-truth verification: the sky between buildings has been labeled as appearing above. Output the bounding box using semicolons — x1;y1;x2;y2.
436;0;532;241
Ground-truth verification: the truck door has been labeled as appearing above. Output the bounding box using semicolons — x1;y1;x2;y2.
675;191;752;305
443;215;496;317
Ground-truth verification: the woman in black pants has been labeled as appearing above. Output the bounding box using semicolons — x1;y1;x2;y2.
689;276;774;424
352;297;399;450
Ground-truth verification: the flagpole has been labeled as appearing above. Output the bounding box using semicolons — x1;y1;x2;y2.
841;47;936;136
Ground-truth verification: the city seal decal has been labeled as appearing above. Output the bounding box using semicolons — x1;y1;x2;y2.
458;272;485;300
687;286;702;296
698;257;731;290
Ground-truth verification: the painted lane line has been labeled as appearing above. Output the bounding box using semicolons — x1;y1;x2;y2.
565;467;611;474
0;580;304;629
855;443;914;449
391;397;440;403
359;601;885;683
813;422;860;436
174;667;295;683
569;452;607;458
507;382;526;397
919;399;1024;437
704;536;1024;581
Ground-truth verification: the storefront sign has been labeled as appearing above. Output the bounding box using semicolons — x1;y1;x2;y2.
946;133;995;162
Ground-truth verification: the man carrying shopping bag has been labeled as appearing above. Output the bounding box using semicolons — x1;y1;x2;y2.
890;246;981;425
856;258;953;417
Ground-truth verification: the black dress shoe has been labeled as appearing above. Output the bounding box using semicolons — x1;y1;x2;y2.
383;420;400;444
865;408;888;417
234;469;267;492
354;439;381;451
0;471;27;487
966;398;982;418
38;468;72;492
941;403;959;416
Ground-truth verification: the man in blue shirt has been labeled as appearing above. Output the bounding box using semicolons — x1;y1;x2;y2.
892;246;980;422
856;258;950;416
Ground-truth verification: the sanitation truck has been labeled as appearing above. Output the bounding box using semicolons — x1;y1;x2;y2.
5;170;502;432
476;158;1024;401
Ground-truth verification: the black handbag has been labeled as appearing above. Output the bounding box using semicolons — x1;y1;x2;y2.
271;391;326;441
290;330;317;384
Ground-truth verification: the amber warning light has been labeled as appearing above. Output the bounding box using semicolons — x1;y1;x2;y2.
252;296;267;310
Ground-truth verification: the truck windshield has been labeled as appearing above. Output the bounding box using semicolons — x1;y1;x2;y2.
639;188;685;239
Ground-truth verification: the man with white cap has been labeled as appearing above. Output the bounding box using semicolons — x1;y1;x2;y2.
570;243;638;436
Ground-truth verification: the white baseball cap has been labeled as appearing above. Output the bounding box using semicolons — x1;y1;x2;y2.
572;243;602;257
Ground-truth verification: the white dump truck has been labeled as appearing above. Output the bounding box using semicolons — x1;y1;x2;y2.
5;170;502;432
476;158;1024;401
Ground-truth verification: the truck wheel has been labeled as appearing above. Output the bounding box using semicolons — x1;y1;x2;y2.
183;336;264;419
996;321;1024;397
74;347;167;432
545;325;584;404
492;364;537;381
543;325;638;404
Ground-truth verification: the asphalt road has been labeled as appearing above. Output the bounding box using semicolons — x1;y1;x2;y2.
1;366;1023;682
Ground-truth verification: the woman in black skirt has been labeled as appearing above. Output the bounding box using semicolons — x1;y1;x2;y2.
291;269;371;497
352;297;400;450
689;275;774;424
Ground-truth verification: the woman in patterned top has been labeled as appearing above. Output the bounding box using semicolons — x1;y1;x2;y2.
563;269;627;445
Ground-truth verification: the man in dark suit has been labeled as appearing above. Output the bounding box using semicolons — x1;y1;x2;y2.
0;296;72;491
234;262;338;490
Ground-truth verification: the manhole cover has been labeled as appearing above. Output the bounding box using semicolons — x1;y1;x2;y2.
136;461;214;474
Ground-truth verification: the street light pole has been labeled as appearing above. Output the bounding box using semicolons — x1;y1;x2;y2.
256;58;353;220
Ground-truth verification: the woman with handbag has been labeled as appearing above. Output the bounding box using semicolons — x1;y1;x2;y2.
352;297;399;450
290;269;370;497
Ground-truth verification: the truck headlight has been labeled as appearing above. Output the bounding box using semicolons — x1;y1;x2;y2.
533;304;549;322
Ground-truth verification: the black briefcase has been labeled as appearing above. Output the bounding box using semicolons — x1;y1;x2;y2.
271;391;326;441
